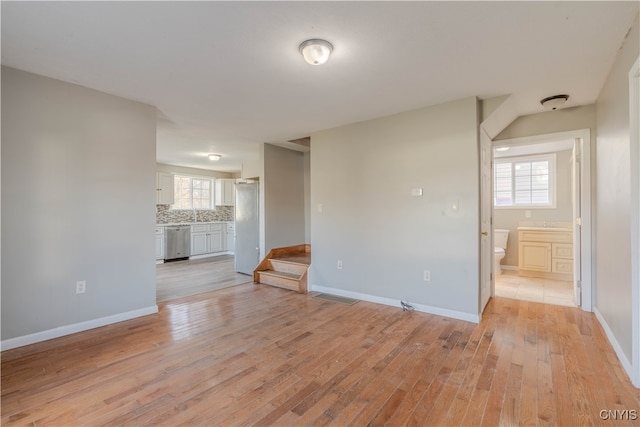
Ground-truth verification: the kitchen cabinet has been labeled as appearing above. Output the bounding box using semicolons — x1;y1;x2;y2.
155;226;164;260
215;179;236;206
156;173;174;205
226;222;235;254
518;228;573;280
191;223;224;256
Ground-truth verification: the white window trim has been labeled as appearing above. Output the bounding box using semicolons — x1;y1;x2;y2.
494;153;557;209
171;174;215;210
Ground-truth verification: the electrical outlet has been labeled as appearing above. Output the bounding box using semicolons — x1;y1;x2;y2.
76;280;86;294
337;260;343;270
423;270;431;282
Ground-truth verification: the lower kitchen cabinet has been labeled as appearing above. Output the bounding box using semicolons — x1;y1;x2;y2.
191;223;224;256
226;222;235;254
155;226;164;260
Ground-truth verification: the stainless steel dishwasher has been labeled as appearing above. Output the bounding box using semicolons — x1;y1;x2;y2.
164;225;191;261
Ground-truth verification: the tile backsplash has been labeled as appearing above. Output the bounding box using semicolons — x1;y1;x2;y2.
156;205;234;224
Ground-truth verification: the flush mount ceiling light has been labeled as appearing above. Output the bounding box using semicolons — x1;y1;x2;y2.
540;94;569;110
299;39;333;65
208;154;221;161
495;147;510;152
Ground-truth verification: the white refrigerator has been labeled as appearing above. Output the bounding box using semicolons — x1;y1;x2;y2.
234;182;260;275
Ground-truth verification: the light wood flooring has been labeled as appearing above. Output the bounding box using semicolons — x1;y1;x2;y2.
156;255;252;302
3;284;639;426
496;270;577;307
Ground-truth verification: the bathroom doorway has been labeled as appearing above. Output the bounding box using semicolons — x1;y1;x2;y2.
490;129;592;310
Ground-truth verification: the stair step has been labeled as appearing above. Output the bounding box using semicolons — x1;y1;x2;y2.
259;270;301;279
269;259;308;276
257;270;303;292
253;244;310;294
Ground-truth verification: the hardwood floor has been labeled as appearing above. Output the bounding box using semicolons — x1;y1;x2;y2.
2;284;639;426
156;255;252;302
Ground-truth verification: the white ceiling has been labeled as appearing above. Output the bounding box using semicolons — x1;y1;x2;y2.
2;1;637;172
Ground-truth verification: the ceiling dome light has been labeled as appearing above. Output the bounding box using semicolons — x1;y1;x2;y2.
299;39;333;65
495;147;510;152
208;154;221;161
540;94;569;110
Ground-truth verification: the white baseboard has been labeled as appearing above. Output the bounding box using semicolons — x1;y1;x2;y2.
594;307;634;381
188;251;233;260
1;305;159;351
310;284;479;324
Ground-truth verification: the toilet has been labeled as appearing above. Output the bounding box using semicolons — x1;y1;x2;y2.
494;229;510;275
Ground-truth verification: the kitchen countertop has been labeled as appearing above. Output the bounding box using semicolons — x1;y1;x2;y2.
157;221;232;227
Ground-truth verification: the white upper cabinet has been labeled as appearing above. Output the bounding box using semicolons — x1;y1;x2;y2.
215;179;236;206
156;172;174;205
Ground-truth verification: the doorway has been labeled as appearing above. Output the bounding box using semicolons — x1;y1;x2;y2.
488;129;592;310
156;256;250;302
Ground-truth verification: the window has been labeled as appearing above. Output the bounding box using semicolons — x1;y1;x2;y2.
172;175;213;209
494;154;556;208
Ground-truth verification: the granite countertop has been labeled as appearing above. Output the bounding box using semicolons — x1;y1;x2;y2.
157;221;232;227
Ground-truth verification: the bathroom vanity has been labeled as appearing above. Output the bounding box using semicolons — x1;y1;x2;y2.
517;227;573;281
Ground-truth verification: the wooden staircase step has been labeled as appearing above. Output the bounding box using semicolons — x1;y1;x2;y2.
268;259;308;275
256;270;303;292
254;244;310;293
273;254;311;265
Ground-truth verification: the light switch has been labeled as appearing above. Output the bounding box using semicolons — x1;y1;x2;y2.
411;188;423;196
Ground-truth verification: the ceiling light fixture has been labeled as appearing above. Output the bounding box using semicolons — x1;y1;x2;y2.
495;147;510;152
540;94;569;110
299;39;333;65
208;154;221;161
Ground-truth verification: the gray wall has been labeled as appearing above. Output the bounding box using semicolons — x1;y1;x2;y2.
304;151;311;244
310;97;480;318
1;67;158;341
495;105;595;141
594;13;639;362
494;149;574;267
156;163;234;179
263;143;306;252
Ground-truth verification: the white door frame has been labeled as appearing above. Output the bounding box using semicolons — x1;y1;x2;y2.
491;128;592;311
479;128;493;314
629;56;640;386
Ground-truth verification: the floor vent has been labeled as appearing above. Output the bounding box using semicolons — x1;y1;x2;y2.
313;293;359;305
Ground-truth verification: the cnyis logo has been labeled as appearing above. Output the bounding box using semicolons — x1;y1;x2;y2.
599;409;638;420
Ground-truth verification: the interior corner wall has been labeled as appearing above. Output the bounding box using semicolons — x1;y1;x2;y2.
156;163;234;179
309;97;480;319
494;105;596;141
1;67;158;344
304;151;311;244
594;13;639;365
263;144;306;252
